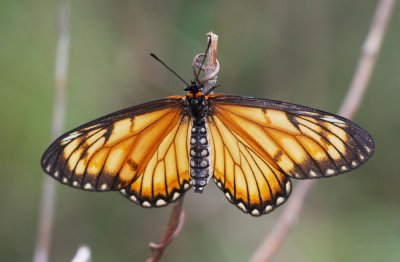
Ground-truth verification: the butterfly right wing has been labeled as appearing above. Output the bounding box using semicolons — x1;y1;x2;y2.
206;93;374;216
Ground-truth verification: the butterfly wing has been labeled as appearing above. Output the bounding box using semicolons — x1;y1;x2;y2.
207;94;374;216
120;114;192;207
207;110;292;216
41;96;190;200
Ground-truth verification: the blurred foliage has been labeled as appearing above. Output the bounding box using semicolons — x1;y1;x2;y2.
0;0;399;261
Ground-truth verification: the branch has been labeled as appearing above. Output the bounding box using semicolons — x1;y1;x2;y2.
147;198;186;262
146;32;219;262
250;1;396;261
337;0;396;119
33;1;70;262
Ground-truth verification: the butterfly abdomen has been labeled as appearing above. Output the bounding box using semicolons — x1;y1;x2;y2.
190;119;212;193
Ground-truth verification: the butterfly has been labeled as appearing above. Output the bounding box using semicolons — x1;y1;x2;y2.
41;49;375;216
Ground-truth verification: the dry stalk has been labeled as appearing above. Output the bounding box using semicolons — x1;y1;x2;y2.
250;1;396;261
33;1;70;262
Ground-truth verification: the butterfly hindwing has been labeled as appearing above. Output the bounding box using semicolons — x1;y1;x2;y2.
41;96;187;193
207;94;374;216
121;115;192;207
208;115;292;216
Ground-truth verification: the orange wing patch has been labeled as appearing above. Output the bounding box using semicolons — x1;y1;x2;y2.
121;115;192;207
208;115;291;216
41;97;186;193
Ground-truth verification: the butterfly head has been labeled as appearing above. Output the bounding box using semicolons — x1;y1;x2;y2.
184;81;203;94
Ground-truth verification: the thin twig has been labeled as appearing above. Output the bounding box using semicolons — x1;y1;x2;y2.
147;198;186;262
146;33;219;262
33;1;70;262
250;1;396;261
338;0;396;118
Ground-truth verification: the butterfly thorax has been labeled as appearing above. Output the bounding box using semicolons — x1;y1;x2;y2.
185;87;212;193
187;94;207;120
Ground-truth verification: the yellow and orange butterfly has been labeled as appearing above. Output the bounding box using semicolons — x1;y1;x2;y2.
41;52;374;217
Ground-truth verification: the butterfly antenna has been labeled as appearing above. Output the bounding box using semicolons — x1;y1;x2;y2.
195;39;212;83
150;53;190;86
203;83;221;95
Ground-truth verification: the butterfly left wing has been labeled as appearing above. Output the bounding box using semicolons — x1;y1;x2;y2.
41;96;189;196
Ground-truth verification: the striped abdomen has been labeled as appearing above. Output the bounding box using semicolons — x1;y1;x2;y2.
190;119;212;193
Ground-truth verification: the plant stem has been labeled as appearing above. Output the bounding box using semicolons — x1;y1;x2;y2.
33;1;70;261
249;1;396;261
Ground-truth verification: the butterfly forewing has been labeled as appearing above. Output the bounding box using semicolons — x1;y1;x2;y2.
41;96;186;194
207;94;374;216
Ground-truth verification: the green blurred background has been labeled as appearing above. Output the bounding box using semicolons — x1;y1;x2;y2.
1;1;399;261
